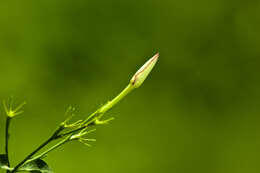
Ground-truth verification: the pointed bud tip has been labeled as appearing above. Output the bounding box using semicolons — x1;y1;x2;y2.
154;52;159;60
130;53;159;88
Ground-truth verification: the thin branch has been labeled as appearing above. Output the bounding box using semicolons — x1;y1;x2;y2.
26;136;71;164
5;117;11;173
11;126;64;172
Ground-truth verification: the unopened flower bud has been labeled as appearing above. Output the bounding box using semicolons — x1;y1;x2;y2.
130;53;159;88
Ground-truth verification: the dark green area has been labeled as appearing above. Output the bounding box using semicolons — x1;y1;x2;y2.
0;0;260;172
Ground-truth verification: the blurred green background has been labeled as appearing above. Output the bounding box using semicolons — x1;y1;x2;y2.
0;0;260;173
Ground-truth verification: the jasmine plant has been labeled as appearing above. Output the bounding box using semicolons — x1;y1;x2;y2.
0;53;159;173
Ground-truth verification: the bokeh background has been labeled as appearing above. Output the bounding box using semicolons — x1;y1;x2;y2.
0;0;260;173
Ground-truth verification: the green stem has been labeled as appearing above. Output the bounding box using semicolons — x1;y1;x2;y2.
57;126;87;139
99;84;134;114
11;126;64;172
5;117;11;173
26;136;71;164
12;84;134;172
58;84;135;141
82;84;134;125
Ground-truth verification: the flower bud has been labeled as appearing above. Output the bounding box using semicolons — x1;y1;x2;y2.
83;53;159;124
130;53;159;88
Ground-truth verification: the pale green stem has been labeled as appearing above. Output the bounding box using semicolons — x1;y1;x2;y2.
26;136;71;164
82;84;134;124
99;84;134;114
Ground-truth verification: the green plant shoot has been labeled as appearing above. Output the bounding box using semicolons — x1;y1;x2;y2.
0;53;159;173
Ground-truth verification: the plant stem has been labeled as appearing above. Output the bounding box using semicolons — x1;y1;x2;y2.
57;126;87;138
12;117;94;172
11;84;134;172
57;85;135;139
99;84;134;114
5;117;11;173
26;136;71;164
82;84;134;125
11;126;64;172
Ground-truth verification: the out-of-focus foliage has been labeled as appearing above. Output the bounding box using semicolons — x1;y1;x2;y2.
0;0;260;173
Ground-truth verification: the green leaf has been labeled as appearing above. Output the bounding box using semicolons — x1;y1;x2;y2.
0;154;9;170
20;159;53;173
